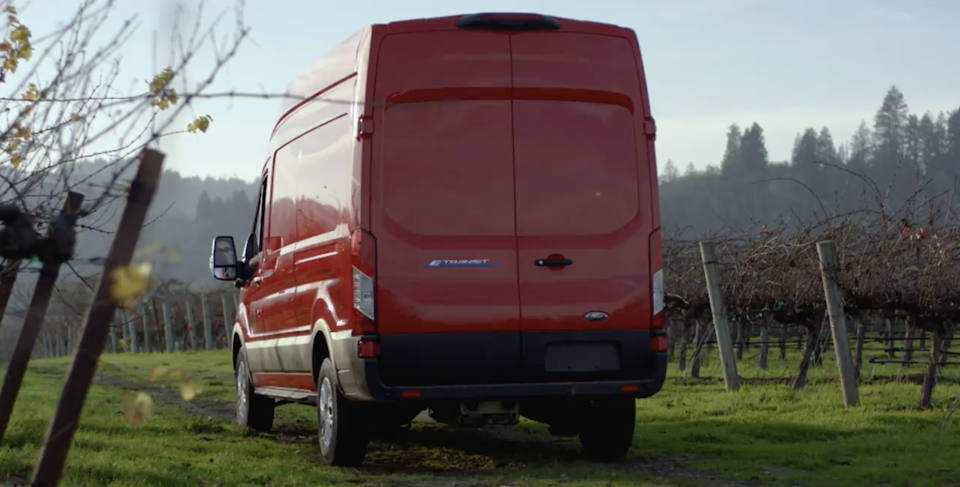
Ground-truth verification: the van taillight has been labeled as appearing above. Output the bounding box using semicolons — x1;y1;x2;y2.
351;229;377;336
650;228;664;330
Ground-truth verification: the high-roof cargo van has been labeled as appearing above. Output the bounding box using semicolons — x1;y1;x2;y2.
211;12;666;466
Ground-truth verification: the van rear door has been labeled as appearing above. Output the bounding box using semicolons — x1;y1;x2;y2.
370;31;522;386
510;32;656;378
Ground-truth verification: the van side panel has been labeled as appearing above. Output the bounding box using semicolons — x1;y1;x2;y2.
290;79;357;368
370;31;522;386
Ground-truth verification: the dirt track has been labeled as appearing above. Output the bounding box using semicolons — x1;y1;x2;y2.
87;371;776;487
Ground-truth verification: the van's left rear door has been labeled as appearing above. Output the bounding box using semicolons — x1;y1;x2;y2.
370;31;522;386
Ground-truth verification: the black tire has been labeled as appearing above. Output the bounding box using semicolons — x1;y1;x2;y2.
317;358;370;466
578;397;636;460
235;348;275;432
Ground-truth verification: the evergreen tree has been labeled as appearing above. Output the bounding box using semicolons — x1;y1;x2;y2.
791;128;819;170
873;85;909;163
848;120;873;170
662;159;680;182
739;123;769;173
918;113;942;171
720;124;743;174
196;191;215;222
816;127;840;167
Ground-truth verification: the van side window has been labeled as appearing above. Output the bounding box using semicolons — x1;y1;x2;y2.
248;176;268;258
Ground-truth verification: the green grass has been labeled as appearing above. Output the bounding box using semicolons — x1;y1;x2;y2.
1;347;960;487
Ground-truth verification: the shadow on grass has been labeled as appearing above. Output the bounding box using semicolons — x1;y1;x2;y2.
264;413;897;486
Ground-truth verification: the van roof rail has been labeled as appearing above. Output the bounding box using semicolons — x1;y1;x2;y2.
455;13;562;31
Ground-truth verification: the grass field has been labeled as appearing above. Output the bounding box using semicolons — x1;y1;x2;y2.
2;348;960;487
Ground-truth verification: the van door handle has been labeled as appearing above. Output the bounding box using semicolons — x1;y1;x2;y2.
535;258;573;267
252;276;262;285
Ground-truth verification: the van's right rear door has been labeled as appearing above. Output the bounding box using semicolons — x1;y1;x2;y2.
370;31;522;386
511;32;656;382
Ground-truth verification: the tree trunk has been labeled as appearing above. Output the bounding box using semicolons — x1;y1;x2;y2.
885;318;895;359
939;325;954;365
919;330;941;409
793;326;818;391
779;326;787;360
812;317;828;367
735;321;744;361
854;323;866;379
901;325;915;370
690;320;703;378
678;321;689;371
667;320;676;362
758;325;769;370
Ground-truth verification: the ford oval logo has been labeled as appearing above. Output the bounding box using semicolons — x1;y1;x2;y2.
584;311;608;322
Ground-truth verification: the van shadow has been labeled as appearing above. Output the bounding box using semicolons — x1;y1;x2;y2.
270;416;885;483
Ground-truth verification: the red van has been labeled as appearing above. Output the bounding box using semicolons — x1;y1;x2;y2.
210;12;666;467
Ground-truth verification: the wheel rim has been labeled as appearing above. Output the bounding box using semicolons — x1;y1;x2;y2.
236;360;248;423
318;377;335;448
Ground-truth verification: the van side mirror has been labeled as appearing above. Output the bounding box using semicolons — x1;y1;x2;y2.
210;236;238;281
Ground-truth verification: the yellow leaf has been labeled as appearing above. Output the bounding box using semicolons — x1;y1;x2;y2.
109;262;152;308
70;112;80;122
119;337;128;352
179;378;202;401
21;83;38;100
10;153;22;168
13;126;30;138
6;140;19;152
121;392;153;427
148;366;169;382
4;6;17;14
10;25;29;43
187;115;212;134
17;44;30;61
3;56;17;70
148;67;174;95
8;15;17;24
0;42;11;52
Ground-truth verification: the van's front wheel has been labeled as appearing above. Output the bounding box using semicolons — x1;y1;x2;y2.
578;397;636;460
317;358;370;466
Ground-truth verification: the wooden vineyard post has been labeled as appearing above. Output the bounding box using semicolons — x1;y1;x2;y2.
854;322;866;378
55;326;63;357
202;293;213;350
699;241;740;391
759;323;770;370
816;241;860;408
0;191;85;446
162;300;173;353
109;315;118;353
30;149;164;487
221;293;233;350
124;310;138;353
141;304;152;353
186;299;197;350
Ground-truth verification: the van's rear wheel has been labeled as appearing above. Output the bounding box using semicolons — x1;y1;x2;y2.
235;349;275;432
578;397;636;460
317;358;370;466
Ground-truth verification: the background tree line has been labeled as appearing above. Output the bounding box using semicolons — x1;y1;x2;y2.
660;86;960;233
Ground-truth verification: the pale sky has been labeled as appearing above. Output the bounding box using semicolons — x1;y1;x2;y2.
14;0;960;180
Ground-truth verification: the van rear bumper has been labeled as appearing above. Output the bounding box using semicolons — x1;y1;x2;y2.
335;330;668;402
359;353;667;401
